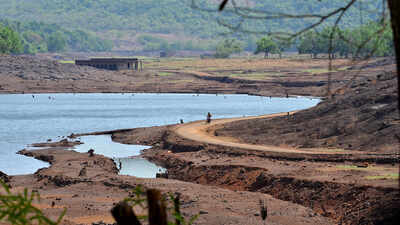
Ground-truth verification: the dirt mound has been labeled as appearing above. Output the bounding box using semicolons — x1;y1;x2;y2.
217;71;399;152
0;55;96;80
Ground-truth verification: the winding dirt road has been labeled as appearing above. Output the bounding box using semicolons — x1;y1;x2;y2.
173;112;364;155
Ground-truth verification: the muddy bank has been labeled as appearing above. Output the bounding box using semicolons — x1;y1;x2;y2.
8;139;334;225
140;144;399;225
91;123;399;225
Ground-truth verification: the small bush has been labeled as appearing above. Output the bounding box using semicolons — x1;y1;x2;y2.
0;181;65;225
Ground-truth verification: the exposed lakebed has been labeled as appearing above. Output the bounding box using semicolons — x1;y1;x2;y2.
0;93;319;176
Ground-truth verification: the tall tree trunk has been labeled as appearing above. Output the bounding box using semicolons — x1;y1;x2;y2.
387;0;400;189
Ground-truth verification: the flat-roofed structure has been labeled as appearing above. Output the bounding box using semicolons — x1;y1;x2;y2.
75;58;142;71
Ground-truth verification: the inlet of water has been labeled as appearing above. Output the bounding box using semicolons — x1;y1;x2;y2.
72;135;165;178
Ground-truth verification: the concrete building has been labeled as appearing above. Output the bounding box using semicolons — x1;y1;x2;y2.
75;58;142;71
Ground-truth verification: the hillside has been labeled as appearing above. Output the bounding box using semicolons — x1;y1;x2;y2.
0;0;383;42
0;19;113;53
217;60;399;153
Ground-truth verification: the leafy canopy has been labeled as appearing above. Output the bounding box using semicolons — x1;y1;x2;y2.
255;37;279;58
215;39;243;58
0;23;23;54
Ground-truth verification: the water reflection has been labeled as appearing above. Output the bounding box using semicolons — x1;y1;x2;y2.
72;135;165;178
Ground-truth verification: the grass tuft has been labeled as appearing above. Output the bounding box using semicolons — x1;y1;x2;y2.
365;173;399;180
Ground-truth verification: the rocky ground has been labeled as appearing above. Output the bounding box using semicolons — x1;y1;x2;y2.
216;67;399;152
1;54;394;97
0;55;237;94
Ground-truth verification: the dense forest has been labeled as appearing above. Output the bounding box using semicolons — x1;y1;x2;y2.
0;0;387;53
0;19;112;54
0;0;383;38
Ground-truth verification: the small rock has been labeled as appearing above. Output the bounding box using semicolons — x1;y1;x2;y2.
79;167;87;177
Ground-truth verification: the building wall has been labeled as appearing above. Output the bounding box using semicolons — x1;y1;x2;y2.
76;60;139;71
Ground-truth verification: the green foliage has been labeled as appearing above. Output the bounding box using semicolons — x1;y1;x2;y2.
66;29;113;52
255;36;279;58
297;22;394;58
47;32;66;52
0;19;113;54
298;30;324;58
136;34;216;52
0;23;23;54
0;181;66;225
0;0;383;40
215;39;243;58
137;35;170;51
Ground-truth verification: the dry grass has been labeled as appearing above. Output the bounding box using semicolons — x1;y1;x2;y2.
335;165;381;171
145;58;351;72
365;173;399;180
157;72;173;76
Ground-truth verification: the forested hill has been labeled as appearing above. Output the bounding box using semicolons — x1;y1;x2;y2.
0;0;383;40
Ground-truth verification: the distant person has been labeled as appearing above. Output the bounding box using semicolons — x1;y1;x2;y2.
180;119;184;124
206;112;212;123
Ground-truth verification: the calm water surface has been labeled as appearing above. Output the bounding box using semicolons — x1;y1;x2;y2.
72;135;165;178
0;93;320;176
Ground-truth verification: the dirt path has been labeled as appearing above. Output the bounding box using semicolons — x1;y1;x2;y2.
173;112;366;155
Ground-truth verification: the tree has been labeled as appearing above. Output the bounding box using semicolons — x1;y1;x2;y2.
254;36;278;58
215;39;243;58
0;23;23;54
276;39;292;58
47;32;66;52
297;31;321;58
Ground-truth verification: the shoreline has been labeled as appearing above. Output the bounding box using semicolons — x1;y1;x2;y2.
4;107;398;225
8;136;335;225
9;114;399;224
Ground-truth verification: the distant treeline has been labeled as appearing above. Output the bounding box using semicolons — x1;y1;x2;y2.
298;21;394;58
136;34;219;52
214;21;393;59
0;0;383;39
0;19;112;54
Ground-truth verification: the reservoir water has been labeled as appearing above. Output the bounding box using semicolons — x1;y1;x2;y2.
0;93;320;176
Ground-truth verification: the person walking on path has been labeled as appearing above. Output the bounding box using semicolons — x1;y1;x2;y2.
206;112;212;123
